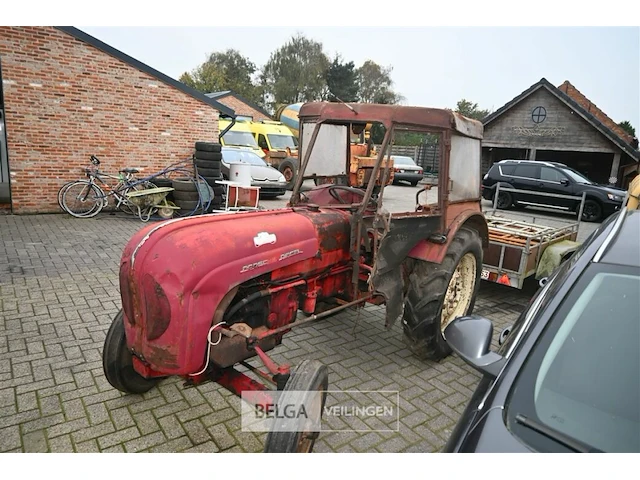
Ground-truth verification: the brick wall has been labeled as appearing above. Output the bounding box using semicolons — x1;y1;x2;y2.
0;26;221;213
215;95;271;122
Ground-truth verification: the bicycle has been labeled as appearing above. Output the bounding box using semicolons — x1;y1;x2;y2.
60;155;213;220
59;155;148;218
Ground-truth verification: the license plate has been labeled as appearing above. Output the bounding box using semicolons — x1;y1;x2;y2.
481;269;490;280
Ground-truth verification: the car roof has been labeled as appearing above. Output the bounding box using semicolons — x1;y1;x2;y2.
496;159;567;168
593;209;640;268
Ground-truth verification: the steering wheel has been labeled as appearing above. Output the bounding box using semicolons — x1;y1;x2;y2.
327;185;376;209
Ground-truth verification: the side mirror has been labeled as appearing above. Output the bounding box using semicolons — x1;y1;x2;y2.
443;315;506;378
560;179;570;186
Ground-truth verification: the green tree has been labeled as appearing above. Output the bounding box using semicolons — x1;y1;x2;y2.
260;34;330;111
618;120;636;137
455;99;491;121
325;55;358;102
179;49;261;103
356;60;403;104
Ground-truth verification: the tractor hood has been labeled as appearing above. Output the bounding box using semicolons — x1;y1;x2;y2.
119;209;322;375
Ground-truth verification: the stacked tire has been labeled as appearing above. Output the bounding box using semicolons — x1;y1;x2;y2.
171;177;205;214
193;141;224;211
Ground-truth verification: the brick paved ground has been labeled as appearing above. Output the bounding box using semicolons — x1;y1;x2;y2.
0;209;562;453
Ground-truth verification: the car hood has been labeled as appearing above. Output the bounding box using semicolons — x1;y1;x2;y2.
250;164;285;183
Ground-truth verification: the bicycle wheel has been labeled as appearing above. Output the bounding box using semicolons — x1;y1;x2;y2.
61;181;104;218
57;181;75;212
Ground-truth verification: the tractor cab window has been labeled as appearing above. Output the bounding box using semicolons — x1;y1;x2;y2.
384;126;437;210
300;122;349;178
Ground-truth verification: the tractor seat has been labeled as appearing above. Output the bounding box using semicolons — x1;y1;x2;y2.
120;168;139;174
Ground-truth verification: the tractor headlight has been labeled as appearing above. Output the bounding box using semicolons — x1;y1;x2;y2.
607;193;623;202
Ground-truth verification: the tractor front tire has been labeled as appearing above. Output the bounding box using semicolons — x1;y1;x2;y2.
264;360;328;453
402;227;483;362
103;310;162;394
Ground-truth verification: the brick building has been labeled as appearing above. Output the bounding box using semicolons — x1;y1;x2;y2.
482;78;639;188
205;90;272;122
0;26;235;213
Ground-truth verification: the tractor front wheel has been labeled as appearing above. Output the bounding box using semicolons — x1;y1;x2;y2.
264;360;328;453
402;227;483;361
102;310;162;394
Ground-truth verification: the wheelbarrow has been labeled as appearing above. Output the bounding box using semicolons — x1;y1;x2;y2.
125;186;179;222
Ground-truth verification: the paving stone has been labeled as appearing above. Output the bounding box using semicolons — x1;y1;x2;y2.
48;434;74;453
22;429;49;453
75;439;100;453
207;423;237;451
132;410;161;435
22;413;66;434
158;415;187;440
109;407;136;430
97;426;140;450
71;421;116;444
124;431;168;452
148;436;194;453
47;417;91;438
0;425;22;452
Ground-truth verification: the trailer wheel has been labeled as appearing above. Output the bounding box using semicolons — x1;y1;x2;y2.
102;310;162;394
402;227;482;361
264;360;328;453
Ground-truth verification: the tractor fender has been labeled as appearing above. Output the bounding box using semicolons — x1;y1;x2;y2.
407;211;489;265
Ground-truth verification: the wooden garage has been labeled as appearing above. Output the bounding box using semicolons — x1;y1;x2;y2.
482;78;639;189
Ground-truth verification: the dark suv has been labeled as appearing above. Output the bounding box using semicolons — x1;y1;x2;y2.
482;159;626;222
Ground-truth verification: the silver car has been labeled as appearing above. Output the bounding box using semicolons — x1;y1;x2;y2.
221;147;287;198
391;155;424;186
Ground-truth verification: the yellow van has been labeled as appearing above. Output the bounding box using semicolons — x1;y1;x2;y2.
219;119;266;159
249;120;298;158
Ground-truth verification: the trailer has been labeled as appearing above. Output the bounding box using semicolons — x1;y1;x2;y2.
481;185;587;289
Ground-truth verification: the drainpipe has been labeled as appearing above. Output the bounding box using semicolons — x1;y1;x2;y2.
219;116;236;140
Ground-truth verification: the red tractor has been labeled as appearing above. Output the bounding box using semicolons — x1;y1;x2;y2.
103;103;488;452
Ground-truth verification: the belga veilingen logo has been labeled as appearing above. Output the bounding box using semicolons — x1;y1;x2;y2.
241;390;399;433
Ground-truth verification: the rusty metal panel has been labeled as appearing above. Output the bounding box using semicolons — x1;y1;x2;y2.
298;102;483;137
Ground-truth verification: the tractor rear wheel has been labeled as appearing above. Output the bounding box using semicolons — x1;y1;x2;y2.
402;227;482;361
103;310;162;394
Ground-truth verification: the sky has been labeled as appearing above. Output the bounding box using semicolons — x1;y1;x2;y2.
77;25;640;129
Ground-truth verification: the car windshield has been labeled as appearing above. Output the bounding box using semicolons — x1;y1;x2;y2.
391;156;416;166
222;149;267;166
509;266;639;452
267;134;298;149
561;167;594;185
223;131;259;148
